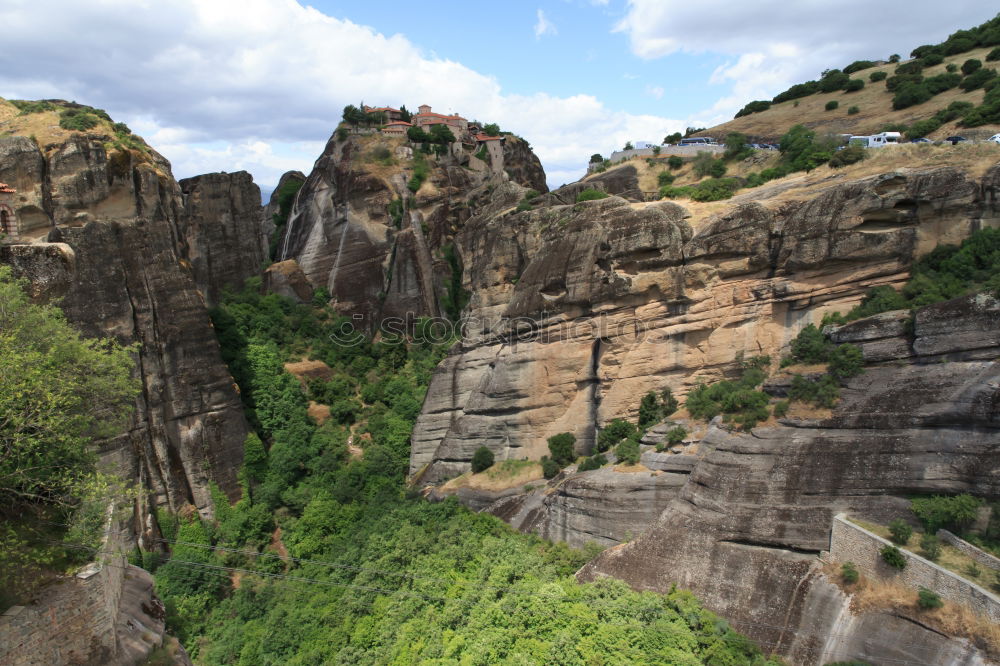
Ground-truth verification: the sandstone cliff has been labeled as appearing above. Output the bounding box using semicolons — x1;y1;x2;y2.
0;129;261;516
578;292;1000;665
411;164;1000;482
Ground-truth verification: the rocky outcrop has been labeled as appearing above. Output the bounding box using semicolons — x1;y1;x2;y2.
0;134;249;516
411;166;1000;483
501;136;547;194
277;132;546;324
578;293;1000;665
178;171;267;304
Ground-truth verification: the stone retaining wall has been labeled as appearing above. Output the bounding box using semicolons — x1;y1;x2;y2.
938;529;1000;572
826;514;1000;622
0;506;128;665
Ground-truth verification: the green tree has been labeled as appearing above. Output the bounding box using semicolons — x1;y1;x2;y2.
661;388;679;417
663;132;682;144
724;133;750;160
638;391;660;429
615;438;640;465
0;266;138;509
841;561;859;584
590;153;604;164
407;125;430;143
961;58;983;75
547;432;576;466
888;519;913;545
825;100;840;111
471;446;494;473
482;123;501;136
598;419;638;452
667;155;684;169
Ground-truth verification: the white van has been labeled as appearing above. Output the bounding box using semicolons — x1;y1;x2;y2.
868;132;902;148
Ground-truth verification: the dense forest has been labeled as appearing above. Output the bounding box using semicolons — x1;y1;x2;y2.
135;281;780;664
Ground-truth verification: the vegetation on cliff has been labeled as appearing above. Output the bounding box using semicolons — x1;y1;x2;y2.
143;282;779;664
0;266;138;608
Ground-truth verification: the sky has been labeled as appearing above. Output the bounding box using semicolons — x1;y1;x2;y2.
1;1;996;194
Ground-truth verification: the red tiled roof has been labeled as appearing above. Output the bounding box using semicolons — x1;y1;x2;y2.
384;121;412;126
474;133;503;142
365;106;401;113
414;112;466;121
0;182;15;193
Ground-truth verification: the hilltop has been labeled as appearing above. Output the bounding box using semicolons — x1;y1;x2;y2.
697;15;1000;142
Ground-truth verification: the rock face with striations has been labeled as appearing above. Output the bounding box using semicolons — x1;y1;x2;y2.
410;165;1000;483
578;293;1000;664
0;132;259;517
178;171;268;304
277;132;547;325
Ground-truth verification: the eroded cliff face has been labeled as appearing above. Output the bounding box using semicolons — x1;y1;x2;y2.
278;133;547;323
0;133;263;516
578;293;1000;665
410;165;1000;483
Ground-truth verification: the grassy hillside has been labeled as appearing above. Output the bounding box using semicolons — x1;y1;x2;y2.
0;98;154;158
696;35;1000;140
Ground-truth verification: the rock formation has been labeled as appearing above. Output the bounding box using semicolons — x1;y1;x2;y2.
278;132;547;324
411;165;1000;482
0;132;263;517
579;292;1000;665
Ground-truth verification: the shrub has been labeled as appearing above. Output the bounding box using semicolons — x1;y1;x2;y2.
844;79;864;92
988;47;1000;62
881;545;907;570
889;54;901;63
965;562;982;578
734;100;771;118
919;534;941;560
615;438;641;465
59;108;100;131
772;80;820;104
666;426;687;446
819;70;850;93
947;63;959;72
471;446;494;473
779;125;835;172
724;132;751;161
847;105;860;115
841;561;859;584
575;188;609;203
577;454;607;472
844;60;875;75
789;374;840;408
657;171;675;187
920;53;945;67
827;344;864;379
825;100;839;111
961;58;983;75
541;456;561;479
912;494;984;532
638;391;661;429
917;587;943;610
869;71;888;82
846;285;909;320
692;151;718;177
828;145;866;167
773;400;789;418
959;67;997;92
685;364;771;430
597;419;638;452
547;432;577;466
661;388;678;417
667;155;683;170
689;177;740;202
789;324;830;363
888;519;913;545
924;72;962;94
893;82;932;110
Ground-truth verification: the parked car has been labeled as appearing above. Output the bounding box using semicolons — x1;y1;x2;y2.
988;133;1000;144
946;136;967;144
910;137;932;143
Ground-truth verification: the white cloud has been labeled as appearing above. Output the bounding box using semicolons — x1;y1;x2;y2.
645;85;665;100
615;0;997;120
534;9;557;40
0;0;685;190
